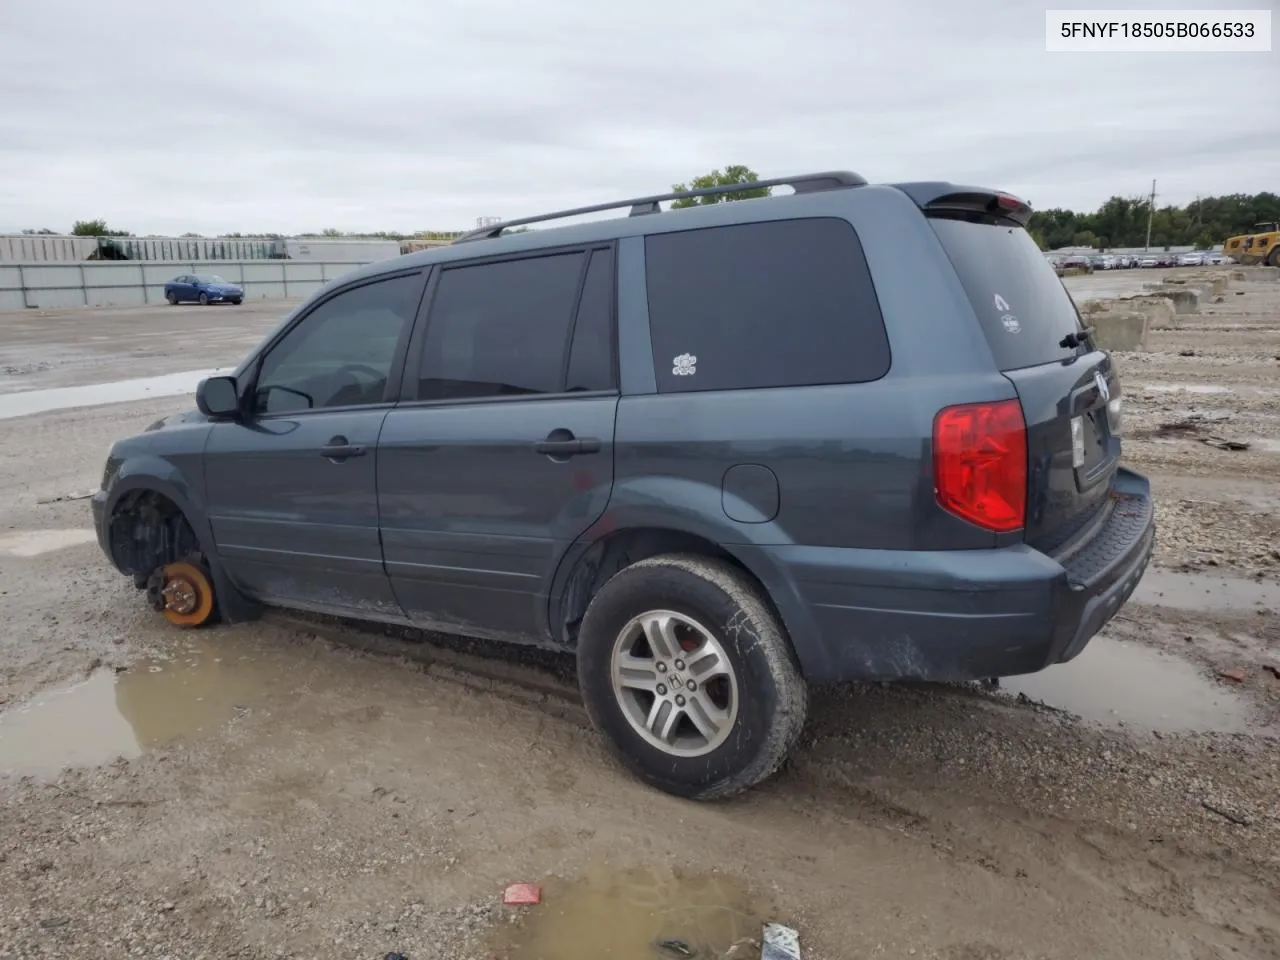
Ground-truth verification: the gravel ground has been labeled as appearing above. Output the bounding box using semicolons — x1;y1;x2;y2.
1;278;1279;960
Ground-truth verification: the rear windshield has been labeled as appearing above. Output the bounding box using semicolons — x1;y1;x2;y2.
929;217;1083;371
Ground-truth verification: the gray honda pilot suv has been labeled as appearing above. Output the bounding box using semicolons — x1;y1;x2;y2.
93;171;1155;799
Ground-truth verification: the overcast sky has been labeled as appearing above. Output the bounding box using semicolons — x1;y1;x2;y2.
1;0;1275;235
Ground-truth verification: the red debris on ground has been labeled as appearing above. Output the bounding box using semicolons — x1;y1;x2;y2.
502;883;542;906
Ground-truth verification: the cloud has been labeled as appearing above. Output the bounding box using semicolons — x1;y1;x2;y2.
0;0;1275;234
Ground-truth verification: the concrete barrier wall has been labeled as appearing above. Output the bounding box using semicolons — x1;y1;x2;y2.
0;259;373;310
1091;312;1149;351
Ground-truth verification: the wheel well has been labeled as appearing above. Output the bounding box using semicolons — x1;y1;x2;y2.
107;490;203;579
557;527;785;650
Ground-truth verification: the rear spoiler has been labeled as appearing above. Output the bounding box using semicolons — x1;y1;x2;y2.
891;181;1033;228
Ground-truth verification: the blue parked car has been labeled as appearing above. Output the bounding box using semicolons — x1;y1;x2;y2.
163;274;244;306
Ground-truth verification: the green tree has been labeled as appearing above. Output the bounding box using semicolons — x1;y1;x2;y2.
670;165;770;208
71;219;131;237
21;227;57;235
1030;190;1280;250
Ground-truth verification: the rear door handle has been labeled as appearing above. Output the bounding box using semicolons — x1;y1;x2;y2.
320;435;367;460
534;430;601;457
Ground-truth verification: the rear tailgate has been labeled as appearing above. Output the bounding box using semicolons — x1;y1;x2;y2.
927;209;1121;554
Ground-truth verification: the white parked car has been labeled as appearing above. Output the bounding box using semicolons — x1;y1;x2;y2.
1177;252;1205;266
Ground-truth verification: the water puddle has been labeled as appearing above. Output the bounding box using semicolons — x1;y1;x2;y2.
999;637;1259;734
0;637;289;778
0;528;97;557
0;368;226;420
1133;568;1280;614
490;865;770;960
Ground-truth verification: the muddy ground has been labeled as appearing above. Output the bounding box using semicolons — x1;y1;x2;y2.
1;271;1278;960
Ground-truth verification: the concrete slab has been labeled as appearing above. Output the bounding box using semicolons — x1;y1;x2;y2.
1090;311;1148;351
1082;295;1176;329
1155;286;1200;314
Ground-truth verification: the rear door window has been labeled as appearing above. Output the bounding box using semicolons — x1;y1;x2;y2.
644;218;890;393
415;252;585;401
929;218;1083;371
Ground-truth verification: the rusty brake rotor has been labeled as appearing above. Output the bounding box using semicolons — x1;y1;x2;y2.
156;560;215;627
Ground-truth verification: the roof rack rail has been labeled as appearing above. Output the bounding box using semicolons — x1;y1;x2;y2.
452;170;867;244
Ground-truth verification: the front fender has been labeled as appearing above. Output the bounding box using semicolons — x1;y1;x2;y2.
106;455;214;556
100;452;258;623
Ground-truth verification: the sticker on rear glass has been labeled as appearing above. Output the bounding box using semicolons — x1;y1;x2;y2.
1001;314;1021;333
993;293;1012;312
672;353;697;376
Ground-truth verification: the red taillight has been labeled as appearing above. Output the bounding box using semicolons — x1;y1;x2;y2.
995;193;1025;211
933;399;1027;533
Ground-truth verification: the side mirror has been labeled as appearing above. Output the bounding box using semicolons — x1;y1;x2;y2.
196;376;241;418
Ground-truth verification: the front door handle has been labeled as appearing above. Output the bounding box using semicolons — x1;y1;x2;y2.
320;435;367;461
534;428;602;458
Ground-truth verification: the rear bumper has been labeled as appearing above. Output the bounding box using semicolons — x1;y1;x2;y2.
753;467;1155;684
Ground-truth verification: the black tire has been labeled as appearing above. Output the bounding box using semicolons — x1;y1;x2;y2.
231;298;242;305
1268;246;1280;268
198;292;209;306
576;554;808;800
166;291;178;305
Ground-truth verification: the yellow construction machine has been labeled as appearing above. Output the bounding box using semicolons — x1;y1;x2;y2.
1223;222;1280;266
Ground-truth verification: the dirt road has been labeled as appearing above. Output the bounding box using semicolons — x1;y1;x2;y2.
1;274;1278;960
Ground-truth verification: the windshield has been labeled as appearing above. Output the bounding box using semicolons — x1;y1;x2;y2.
195;274;227;283
930;216;1083;372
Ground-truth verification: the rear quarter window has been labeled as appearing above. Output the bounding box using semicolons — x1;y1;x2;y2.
643;218;890;393
929;218;1083;371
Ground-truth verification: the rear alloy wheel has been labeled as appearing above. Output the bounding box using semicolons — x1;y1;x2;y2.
166;291;178;305
198;292;209;306
577;554;808;800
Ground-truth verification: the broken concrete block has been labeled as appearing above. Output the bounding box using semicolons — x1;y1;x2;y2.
1157;286;1200;314
1090;311;1148;351
762;923;802;960
1232;269;1248;280
1210;275;1230;296
1116;296;1175;324
1255;266;1280;281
